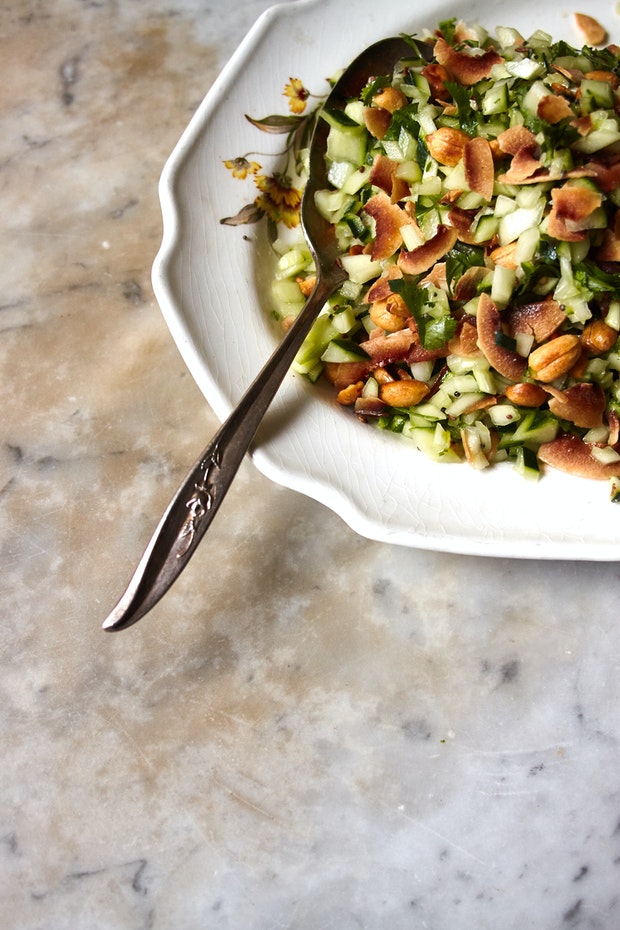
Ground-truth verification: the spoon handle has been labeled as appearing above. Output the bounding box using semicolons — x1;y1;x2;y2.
103;274;339;631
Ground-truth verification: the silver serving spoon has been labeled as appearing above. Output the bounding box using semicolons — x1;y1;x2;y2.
103;35;415;631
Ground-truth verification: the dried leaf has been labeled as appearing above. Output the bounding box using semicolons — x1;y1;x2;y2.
220;203;264;226
245;113;304;134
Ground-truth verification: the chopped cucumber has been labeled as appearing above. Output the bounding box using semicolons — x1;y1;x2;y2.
263;20;620;498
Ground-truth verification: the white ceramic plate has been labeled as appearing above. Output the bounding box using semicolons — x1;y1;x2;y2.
152;0;620;559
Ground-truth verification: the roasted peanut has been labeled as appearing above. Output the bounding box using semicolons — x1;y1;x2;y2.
372;367;396;385
372;86;408;113
505;382;549;407
426;127;470;166
528;334;581;382
296;274;316;298
581;319;617;356
369;293;410;332
379;380;430;407
336;381;364;405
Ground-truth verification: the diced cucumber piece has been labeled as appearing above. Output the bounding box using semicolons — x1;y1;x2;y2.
400;223;425;251
344;99;365;125
293;313;339;373
331;306;358;334
444;374;480;396
339;252;383;284
591;445;620;465
573;125;620;154
514;226;540;266
314;188;355;223
327;160;356;190
445;392;485;417
504;58;544;80
482;81;509;115
491;264;516;308
320;107;363;132
396;159;422;183
473;215;499;244
521;80;549;116
409;360;434;382
324;113;367;165
275;247;312;280
271;279;305;306
499;411;559;447
404;426;462;462
321;337;369;362
488;404;521;427
339;277;363;301
512;446;540;481
342;166;372;195
579;79;615;114
605;300;620;332
498;203;544;245
494;194;517;217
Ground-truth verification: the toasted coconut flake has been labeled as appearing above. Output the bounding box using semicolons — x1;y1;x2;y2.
447;318;483;357
573;13;608;46
584;158;620;192
363;106;392;140
453;266;489;301
503;297;567;343
476;292;527;380
354;395;388;418
365;266;403;303
368;154;410;203
538;94;574;124
369;154;398;195
538;434;620;478
497;125;538;156
408;339;450;363
421;62;451;100
585;68;619;88
447;206;478;244
552;184;602;222
547;184;602;241
364;191;411;261
490;241;518;269
597;211;620;261
546;382;606;428
463;136;494;200
498;147;543;183
501;166;597;185
420;261;448;290
397;224;458;274
572;114;593;136
434;36;504;86
358;328;416;366
553;64;585;84
495;126;543;183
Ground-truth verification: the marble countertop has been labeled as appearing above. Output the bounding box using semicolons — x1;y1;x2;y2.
2;1;620;927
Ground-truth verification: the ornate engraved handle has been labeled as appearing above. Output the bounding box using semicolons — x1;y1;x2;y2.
103;272;341;631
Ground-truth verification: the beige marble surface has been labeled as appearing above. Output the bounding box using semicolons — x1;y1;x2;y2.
2;1;620;927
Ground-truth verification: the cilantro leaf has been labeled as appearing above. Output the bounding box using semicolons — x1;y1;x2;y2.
445;82;481;135
389;278;457;349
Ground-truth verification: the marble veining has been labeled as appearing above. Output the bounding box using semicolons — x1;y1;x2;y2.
2;1;620;927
